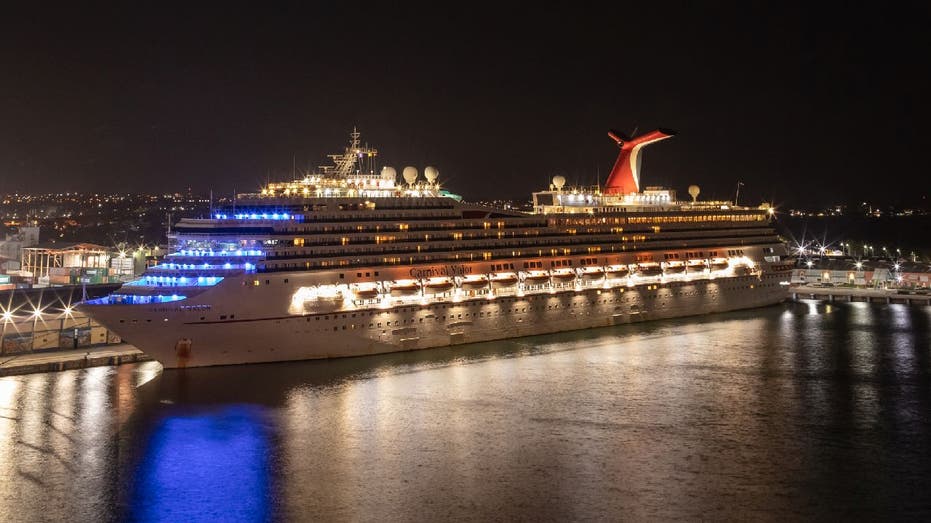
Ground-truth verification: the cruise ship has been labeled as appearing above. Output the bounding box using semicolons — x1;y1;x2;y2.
79;128;792;369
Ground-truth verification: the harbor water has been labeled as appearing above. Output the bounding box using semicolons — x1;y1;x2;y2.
1;300;930;521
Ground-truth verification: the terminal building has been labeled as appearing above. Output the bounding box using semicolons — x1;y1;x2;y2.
20;243;118;285
0;225;39;271
792;258;929;289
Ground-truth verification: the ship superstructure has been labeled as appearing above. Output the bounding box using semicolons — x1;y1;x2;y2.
80;128;792;368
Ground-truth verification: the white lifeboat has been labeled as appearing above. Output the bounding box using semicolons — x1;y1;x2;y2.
424;278;455;293
664;261;686;274
352;285;380;299
686;259;707;272
389;280;421;295
490;273;519;288
605;265;630;279
522;271;550;284
580;267;605;280
551;269;577;282
636;263;663;277
710;258;729;272
460;276;489;289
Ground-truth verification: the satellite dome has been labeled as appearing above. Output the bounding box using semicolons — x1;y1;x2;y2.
552;175;566;190
688;185;700;202
424;166;439;183
402;166;418;185
381;166;397;181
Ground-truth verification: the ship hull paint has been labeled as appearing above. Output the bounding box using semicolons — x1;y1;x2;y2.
82;271;789;369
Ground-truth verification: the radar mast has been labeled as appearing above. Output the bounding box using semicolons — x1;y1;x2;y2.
320;127;379;177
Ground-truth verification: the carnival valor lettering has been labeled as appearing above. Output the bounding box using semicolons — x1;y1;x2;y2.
409;265;471;279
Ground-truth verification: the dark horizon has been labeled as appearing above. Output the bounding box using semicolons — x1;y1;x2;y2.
2;3;929;207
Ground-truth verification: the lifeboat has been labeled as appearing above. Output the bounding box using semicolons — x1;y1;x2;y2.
459;276;489;289
552;270;577;282
605;265;630;279
389;280;421;295
490;273;519;288
710;258;729;272
353;286;380;299
522;272;550;284
424;278;455;293
580;268;605;280
664;262;686;274
686;260;707;272
637;263;663;277
732;264;752;276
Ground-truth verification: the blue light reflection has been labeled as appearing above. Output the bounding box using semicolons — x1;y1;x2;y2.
130;407;272;522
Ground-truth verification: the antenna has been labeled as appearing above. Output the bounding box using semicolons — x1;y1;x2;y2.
734;181;745;206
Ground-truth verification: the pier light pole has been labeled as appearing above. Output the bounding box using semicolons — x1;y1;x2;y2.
31;309;41;351
1;313;9;356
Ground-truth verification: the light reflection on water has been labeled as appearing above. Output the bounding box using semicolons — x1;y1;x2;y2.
0;301;929;520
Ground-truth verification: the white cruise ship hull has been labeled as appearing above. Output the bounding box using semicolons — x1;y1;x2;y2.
80;270;789;369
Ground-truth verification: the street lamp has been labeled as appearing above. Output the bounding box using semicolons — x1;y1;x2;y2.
1;310;12;356
30;307;42;351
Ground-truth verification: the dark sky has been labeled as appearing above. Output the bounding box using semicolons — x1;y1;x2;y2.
2;2;929;207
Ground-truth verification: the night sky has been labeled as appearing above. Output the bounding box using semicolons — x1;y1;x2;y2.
2;3;929;207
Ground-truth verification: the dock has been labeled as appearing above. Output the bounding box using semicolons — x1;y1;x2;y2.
0;344;152;378
790;285;931;305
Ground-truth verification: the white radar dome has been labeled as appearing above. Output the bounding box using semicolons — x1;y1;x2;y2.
424;166;439;183
552;175;566;190
402;166;418;185
688;184;700;202
381;166;397;181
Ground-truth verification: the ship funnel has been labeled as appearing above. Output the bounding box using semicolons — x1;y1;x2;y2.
604;128;676;195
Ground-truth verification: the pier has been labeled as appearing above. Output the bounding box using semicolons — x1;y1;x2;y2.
0;344;151;377
790;285;931;305
1;286;152;376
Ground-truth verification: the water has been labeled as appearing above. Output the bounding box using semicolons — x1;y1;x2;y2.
2;301;930;521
